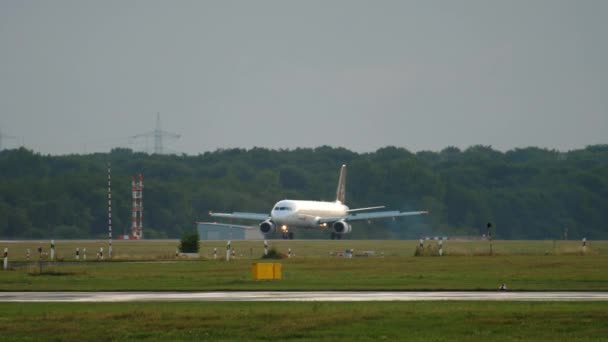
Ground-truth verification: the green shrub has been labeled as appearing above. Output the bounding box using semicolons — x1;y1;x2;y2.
261;247;285;259
178;231;200;253
414;243;442;257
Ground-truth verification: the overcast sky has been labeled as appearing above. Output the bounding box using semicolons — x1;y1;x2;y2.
1;0;606;155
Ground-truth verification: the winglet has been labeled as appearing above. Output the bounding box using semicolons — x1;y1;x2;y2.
335;164;347;203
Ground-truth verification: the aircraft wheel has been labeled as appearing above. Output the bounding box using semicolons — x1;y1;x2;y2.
282;233;288;239
330;232;336;240
288;232;294;240
336;234;342;240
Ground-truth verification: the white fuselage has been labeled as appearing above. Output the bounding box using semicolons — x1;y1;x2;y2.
270;200;348;228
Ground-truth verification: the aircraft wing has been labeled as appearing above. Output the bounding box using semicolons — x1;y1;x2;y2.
318;210;428;224
209;211;269;221
347;210;428;221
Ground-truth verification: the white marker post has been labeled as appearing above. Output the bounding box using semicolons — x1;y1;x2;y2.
288;248;292;258
226;241;231;261
439;240;443;256
83;248;87;261
264;240;268;256
76;248;80;261
50;240;55;261
99;247;104;261
582;238;587;253
487;222;493;255
26;248;30;261
3;248;7;270
419;239;424;248
213;248;217;260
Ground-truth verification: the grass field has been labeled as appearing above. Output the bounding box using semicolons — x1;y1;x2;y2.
1;240;607;341
0;302;607;341
1;240;607;291
2;239;606;261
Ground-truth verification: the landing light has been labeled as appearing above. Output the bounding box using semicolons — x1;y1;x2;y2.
281;225;288;232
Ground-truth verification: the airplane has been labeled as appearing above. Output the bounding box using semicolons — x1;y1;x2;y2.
209;165;428;239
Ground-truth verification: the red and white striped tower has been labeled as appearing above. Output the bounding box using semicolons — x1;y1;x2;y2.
131;176;137;238
108;163;112;258
131;173;144;239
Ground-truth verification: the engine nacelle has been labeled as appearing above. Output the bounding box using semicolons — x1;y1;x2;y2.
259;220;276;235
332;220;352;234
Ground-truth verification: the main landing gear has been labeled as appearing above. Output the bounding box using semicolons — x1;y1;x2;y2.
330;232;342;240
282;232;294;240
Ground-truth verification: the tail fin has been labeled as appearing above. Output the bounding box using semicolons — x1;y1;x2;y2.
335;164;347;203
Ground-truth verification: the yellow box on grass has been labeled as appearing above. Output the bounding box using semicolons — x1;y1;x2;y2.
251;263;282;280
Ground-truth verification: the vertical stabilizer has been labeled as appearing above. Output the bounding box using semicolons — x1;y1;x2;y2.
335;165;347;203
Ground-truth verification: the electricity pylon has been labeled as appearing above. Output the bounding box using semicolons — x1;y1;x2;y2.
0;127;18;151
129;113;180;154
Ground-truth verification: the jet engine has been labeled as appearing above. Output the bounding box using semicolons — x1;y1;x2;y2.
259;220;276;235
332;220;352;234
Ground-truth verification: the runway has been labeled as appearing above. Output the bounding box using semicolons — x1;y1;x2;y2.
2;291;608;302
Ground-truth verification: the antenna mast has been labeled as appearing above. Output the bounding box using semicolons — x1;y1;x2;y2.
108;163;113;258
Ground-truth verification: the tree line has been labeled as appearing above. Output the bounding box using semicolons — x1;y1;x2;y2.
0;145;606;239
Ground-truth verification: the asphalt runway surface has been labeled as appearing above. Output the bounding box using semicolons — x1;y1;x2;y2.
1;291;608;302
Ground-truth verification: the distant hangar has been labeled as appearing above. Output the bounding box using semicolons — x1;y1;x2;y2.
197;222;263;240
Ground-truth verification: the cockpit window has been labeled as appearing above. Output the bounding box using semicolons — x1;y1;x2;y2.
273;206;293;211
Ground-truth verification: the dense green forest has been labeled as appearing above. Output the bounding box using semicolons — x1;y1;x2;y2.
0;145;607;240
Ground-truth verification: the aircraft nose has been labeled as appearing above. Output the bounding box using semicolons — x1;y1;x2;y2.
273;210;287;217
